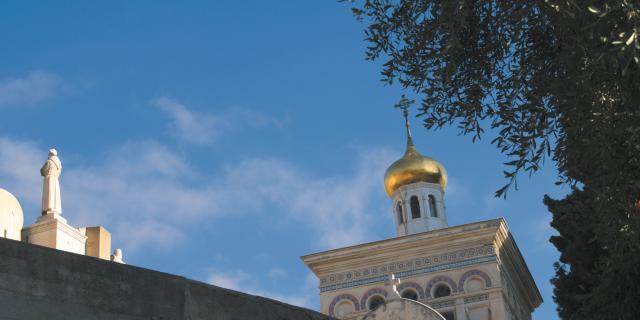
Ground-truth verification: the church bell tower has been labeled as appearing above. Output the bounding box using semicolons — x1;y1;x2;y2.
383;103;448;236
303;98;542;320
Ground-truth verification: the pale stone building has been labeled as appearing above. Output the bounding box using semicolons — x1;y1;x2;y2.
0;188;24;241
302;115;541;320
363;299;447;320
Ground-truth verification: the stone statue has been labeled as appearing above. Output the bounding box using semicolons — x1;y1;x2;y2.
111;248;125;264
40;148;62;215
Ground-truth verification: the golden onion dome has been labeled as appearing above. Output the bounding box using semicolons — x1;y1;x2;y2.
383;112;448;197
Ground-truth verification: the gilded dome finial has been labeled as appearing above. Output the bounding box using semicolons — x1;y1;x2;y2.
384;95;448;197
394;95;416;153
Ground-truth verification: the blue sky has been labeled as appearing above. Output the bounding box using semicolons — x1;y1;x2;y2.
0;2;566;318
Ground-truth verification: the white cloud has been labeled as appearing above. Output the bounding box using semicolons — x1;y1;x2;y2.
152;97;287;145
115;220;185;253
0;136;394;254
61;141;212;252
0;137;44;212
207;269;252;291
0;71;61;107
207;268;314;308
224;106;288;129
214;147;395;249
153;97;224;145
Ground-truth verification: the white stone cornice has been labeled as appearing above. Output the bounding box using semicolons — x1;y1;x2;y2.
23;218;86;243
492;220;543;311
302;219;502;274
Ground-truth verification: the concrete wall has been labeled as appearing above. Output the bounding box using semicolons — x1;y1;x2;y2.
0;238;331;320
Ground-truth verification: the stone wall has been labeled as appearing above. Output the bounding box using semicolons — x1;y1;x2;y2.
0;238;331;320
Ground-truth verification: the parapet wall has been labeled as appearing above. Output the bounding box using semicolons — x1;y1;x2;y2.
0;237;331;320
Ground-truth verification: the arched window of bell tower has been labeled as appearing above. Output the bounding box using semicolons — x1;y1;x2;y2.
410;196;421;219
428;195;438;217
396;202;404;224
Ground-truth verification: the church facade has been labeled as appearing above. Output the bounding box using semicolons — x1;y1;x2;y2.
302;113;541;320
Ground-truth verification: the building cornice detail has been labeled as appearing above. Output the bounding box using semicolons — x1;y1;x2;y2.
494;222;543;309
22;218;87;242
303;219;501;269
463;293;489;304
319;245;495;292
429;299;455;309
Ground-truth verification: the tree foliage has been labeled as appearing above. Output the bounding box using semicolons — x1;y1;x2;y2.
349;0;640;318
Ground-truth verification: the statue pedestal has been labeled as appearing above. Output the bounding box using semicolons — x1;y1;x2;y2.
36;212;66;224
22;213;87;255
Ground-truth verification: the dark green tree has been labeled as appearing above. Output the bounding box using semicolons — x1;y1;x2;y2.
348;1;640;318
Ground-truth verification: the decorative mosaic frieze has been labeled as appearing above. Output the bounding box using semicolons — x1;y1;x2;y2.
430;299;455;309
464;294;489;304
320;275;389;293
320;245;494;288
319;249;496;293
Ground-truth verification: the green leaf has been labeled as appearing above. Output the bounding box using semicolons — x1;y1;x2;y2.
626;32;636;46
587;6;601;14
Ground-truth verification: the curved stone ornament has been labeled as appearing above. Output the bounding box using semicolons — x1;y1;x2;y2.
362;298;445;320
